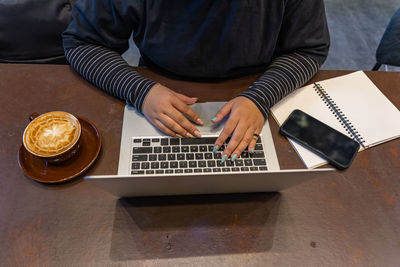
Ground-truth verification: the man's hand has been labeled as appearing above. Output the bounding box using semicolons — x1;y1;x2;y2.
142;84;203;137
212;96;265;161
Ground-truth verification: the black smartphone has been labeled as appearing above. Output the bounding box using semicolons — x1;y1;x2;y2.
279;109;360;170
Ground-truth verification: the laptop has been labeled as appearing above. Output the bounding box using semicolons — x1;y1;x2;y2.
85;102;333;197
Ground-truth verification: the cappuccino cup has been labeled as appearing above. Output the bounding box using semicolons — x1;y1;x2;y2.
23;111;82;163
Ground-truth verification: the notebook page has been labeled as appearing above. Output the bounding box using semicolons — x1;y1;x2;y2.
319;71;400;148
271;82;348;168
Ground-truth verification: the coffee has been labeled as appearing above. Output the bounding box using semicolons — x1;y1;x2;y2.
23;111;81;158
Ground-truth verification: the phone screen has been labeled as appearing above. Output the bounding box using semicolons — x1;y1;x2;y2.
280;109;360;169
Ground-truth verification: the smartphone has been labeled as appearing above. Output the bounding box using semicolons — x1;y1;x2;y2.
279;109;360;170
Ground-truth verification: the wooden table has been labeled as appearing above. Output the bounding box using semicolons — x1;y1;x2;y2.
0;64;399;266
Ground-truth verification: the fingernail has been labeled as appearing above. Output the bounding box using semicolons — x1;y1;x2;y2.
197;118;203;124
211;116;217;122
212;145;219;153
194;130;201;137
186;132;194;138
250;148;254;153
221;154;228;163
231;154;237;162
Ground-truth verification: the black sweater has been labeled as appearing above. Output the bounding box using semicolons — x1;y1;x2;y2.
62;0;329;117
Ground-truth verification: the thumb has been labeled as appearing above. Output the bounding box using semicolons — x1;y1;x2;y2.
211;101;233;123
172;91;198;105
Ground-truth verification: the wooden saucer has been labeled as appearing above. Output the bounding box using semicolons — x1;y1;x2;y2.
18;116;101;183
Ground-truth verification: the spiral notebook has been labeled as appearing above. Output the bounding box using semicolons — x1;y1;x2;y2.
271;71;400;169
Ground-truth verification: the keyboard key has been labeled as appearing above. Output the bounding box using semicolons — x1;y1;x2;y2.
133;138;141;143
165;169;174;174
132;155;147;161
170;138;180;145
255;143;263;150
172;146;180;153
158;154;167;161
131;170;145;175
195;153;203;160
146;170;154;174
149;154;157;161
199;145;207;152
152;138;160;142
179;161;188;168
181;146;189;152
133;147;152;154
235;159;244;166
184;169;193;173
253;159;267;166
161;139;169;145
244;159;253;166
250;167;258;171
142;141;151;146
225;160;234;166
175;169;183;173
204;153;213;159
259;166;268;171
141;162;150;169
189;161;197;168
131;162;140;169
143;138;150;142
198;161;206;167
161;162;169;168
222;167;230;172
170;161;178;168
240;151;249;158
214;153;222;159
167;154;176;160
151;162;159;169
163;147;171;153
156;170;164;174
208;145;214;152
256;137;261;143
194;169;203;173
154;147;162;153
181;137;217;145
207;160;216;167
190;146;198;152
212;168;221;172
217;161;225;167
241;167;249;171
232;167;240;172
177;154;185;160
250;151;265;158
186;153;194;160
203;168;212;173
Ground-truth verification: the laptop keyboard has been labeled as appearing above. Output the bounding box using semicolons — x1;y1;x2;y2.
130;135;268;175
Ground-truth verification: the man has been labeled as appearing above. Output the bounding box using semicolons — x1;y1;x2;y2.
62;0;329;162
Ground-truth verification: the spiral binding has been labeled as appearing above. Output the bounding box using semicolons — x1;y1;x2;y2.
313;83;365;148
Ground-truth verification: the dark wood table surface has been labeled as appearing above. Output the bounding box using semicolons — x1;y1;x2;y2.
1;64;399;266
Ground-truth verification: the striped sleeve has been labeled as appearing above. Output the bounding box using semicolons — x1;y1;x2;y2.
239;52;320;118
64;44;156;112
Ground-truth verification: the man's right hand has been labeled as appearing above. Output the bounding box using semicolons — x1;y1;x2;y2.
142;84;203;137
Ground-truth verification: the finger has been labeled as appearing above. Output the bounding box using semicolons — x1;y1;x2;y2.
231;128;255;161
248;130;261;154
211;101;232;123
213;117;239;154
224;125;254;161
172;91;198;105
171;97;203;125
153;119;178;137
160;113;195;138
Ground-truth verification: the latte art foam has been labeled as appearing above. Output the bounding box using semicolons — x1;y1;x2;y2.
24;112;81;157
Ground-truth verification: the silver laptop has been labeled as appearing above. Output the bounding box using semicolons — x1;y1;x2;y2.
85;102;333;197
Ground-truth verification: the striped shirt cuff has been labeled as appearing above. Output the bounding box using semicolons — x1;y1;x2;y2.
239;52;320;118
64;44;156;112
